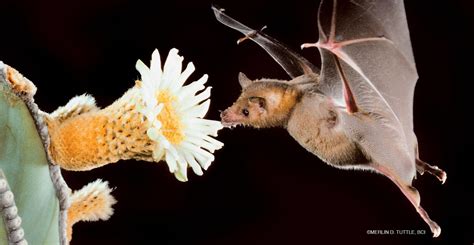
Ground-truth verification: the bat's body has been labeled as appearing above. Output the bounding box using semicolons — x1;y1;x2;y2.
214;0;446;238
287;83;370;169
222;74;369;168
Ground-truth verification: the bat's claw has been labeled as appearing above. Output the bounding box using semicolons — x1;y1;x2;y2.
211;5;225;13
237;26;267;45
438;169;447;184
237;33;254;44
301;42;319;50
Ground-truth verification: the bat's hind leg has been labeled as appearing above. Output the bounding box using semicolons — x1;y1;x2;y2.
374;165;441;237
416;159;447;184
403;185;441;237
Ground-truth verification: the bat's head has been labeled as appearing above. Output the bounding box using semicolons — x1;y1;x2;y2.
220;72;301;128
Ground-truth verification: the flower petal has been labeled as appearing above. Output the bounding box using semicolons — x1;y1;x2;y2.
136;59;150;77
180;87;211;110
161;49;183;89
183;152;203;176
170;62;195;94
174;170;188;182
165;150;178;173
177;74;208;101
182;99;210;118
147;127;161;141
135;49;223;181
153;145;165;161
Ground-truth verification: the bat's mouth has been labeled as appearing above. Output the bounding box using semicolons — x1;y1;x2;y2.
221;121;242;128
220;109;243;128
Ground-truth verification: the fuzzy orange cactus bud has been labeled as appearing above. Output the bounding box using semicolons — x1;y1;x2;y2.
45;49;224;181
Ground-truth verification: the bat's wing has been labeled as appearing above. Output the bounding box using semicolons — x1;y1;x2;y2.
306;0;418;148
212;6;319;78
308;0;443;236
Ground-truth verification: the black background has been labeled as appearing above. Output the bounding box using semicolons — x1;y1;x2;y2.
1;0;472;244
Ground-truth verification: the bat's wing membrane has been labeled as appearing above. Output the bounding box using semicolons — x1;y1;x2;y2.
212;6;319;78
315;2;444;235
314;0;418;155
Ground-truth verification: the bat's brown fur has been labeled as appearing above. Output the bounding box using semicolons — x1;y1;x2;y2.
215;1;446;237
221;73;446;237
221;73;369;168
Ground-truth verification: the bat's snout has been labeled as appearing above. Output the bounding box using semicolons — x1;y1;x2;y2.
220;109;228;119
220;108;242;128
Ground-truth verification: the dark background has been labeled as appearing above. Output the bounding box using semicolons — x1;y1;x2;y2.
1;0;472;244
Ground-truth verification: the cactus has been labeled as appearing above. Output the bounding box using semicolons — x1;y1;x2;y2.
0;48;223;244
0;61;65;244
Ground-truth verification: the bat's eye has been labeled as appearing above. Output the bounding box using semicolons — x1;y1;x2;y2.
242;108;249;117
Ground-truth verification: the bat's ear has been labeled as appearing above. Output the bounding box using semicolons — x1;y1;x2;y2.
249;96;266;112
249;96;265;106
238;72;253;89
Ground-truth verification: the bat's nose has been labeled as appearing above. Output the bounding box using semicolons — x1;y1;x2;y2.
220;109;228;119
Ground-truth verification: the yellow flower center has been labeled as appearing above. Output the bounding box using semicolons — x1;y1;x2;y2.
156;90;185;144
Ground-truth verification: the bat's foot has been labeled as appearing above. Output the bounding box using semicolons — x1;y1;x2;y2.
374;165;442;238
428;219;442;238
406;186;442;237
416;159;447;184
413;196;441;238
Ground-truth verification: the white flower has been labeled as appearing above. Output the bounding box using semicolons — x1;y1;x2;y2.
135;49;224;182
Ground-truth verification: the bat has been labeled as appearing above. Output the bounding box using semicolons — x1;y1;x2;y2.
213;0;446;237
